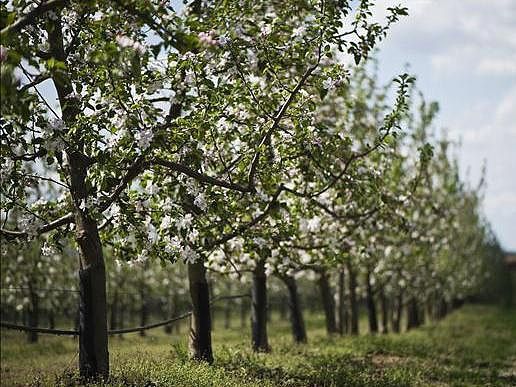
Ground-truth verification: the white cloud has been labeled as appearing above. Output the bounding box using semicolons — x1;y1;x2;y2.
375;0;516;249
379;0;516;77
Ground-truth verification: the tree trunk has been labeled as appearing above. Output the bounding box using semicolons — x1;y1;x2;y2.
78;255;109;378
47;13;109;378
347;262;359;335
224;282;232;330
27;284;39;343
251;259;270;352
435;297;448;320
365;270;378;334
282;275;307;343
318;270;337;335
392;292;403;333
139;285;147;337
208;279;215;331
379;288;389;334
164;290;173;334
188;261;213;363
48;308;56;330
406;298;420;330
337;267;348;335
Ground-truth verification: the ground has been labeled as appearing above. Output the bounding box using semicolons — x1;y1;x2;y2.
1;304;515;386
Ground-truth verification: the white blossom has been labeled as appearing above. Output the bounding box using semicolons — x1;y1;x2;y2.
176;213;193;231
135;128;154;150
193;193;207;211
181;245;199;264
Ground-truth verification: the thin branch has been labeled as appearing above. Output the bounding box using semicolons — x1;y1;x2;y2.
0;213;74;240
152;158;252;193
0;0;69;38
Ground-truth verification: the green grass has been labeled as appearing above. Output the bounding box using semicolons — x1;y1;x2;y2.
1;305;515;386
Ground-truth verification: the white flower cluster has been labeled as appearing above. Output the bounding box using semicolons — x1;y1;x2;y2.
116;35;146;55
198;30;218;46
135;128;154;151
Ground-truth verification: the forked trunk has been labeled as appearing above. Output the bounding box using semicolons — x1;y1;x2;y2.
251;259;270;352
282;275;307;343
188;260;213;363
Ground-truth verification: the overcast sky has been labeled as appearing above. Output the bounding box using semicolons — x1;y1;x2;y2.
373;0;516;251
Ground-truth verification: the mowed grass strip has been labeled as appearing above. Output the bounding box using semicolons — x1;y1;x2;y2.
1;304;515;386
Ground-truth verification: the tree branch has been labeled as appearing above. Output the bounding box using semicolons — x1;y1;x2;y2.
1;0;69;38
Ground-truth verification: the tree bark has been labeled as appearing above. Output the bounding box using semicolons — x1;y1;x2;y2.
139;284;147;337
318;270;338;335
48;308;55;330
27;283;39;343
281;275;307;343
337;267;348;335
365;270;378;334
392;291;403;333
188;261;213;363
164;290;173;334
47;12;109;379
406;297;420;330
224;282;232;329
347;262;359;335
435;297;448;320
379;288;389;334
251;259;270;352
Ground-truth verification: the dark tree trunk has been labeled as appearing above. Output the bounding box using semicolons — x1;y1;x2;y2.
392;292;403;333
139;285;147;337
435;297;448;320
27;284;39;343
279;294;288;321
208;279;215;331
164;290;173;334
365;270;378;334
251;259;270;352
406;298;420;330
224;282;232;330
379;288;389;334
188;261;213;363
282;275;307;343
347;262;359;335
318;270;338;335
337;267;348;335
78;260;109;378
47;13;109;378
48;308;56;330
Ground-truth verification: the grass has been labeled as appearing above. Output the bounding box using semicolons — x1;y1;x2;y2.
1;304;515;386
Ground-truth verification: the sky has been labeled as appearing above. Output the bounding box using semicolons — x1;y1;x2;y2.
373;0;516;251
